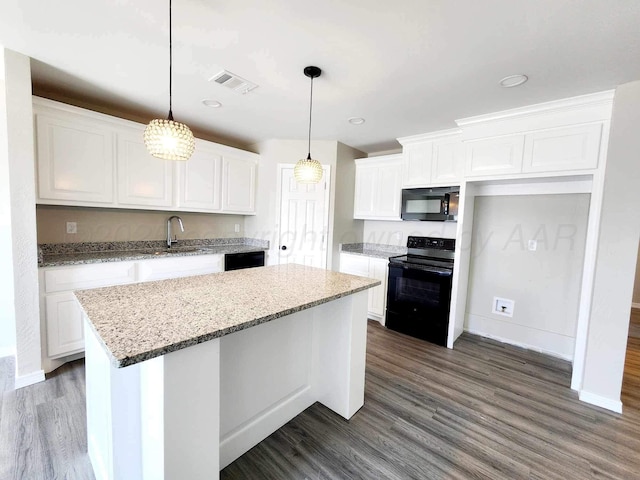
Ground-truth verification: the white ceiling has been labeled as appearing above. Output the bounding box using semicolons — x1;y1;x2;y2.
1;0;640;153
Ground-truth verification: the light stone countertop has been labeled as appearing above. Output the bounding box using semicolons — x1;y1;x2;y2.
39;238;268;267
75;263;380;368
340;243;407;259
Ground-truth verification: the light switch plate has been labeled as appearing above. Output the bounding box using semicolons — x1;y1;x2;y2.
528;239;537;251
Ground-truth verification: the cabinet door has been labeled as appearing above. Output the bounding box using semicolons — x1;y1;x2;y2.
222;156;256;213
368;258;388;319
35;112;114;204
353;164;377;218
432;139;463;185
465;135;525;177
45;292;84;357
178;141;222;212
522;123;603;173
374;161;402;219
402;142;432;187
117;128;174;208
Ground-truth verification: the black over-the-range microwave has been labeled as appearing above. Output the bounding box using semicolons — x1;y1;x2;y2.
401;186;459;222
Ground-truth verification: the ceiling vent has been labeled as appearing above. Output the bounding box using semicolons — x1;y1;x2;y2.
209;70;258;95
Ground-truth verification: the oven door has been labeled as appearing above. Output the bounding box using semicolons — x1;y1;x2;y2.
385;264;453;346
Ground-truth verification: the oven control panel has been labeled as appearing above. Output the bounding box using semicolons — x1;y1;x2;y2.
407;236;455;251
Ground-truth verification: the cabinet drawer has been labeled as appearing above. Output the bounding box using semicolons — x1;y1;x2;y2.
339;253;370;277
137;254;223;282
45;292;85;357
43;262;137;293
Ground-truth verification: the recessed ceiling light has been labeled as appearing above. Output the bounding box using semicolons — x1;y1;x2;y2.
202;99;222;108
348;117;365;125
499;74;528;88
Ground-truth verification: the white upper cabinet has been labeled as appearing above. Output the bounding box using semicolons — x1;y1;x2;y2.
399;129;463;188
178;140;223;212
432;138;464;185
222;155;257;213
354;155;402;220
116;127;174;208
33;97;258;214
465;134;525;177
35;108;114;205
522;123;602;173
402;142;432;187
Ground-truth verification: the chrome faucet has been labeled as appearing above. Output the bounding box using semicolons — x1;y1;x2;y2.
167;215;184;248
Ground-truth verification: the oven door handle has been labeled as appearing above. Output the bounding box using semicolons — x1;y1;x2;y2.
390;264;453;277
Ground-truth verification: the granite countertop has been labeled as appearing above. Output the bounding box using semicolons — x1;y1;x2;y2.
340;243;407;259
75;264;380;368
39;238;268;267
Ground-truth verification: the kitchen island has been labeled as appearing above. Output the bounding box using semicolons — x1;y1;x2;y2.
75;263;380;480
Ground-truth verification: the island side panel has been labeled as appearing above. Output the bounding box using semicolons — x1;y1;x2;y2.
218;310;316;469
312;291;368;418
85;316;221;480
163;339;220;480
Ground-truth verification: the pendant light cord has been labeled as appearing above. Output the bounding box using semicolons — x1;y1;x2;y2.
168;0;174;121
307;75;313;160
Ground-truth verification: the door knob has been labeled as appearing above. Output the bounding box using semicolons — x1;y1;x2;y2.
281;245;287;250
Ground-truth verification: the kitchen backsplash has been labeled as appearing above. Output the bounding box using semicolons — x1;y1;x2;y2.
36;205;245;243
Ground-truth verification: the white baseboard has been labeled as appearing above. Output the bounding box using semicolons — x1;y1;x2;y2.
632;302;640;310
579;390;623;414
14;369;45;389
219;385;314;469
465;313;574;361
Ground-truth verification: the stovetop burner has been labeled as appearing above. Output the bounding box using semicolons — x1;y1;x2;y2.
389;236;456;269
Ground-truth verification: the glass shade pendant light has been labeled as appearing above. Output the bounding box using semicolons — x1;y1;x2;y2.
144;0;195;161
294;66;323;184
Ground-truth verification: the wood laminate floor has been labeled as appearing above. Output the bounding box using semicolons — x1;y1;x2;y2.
2;322;640;479
622;308;640;410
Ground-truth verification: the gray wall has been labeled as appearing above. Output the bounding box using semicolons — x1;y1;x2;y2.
465;194;590;359
634;242;640;305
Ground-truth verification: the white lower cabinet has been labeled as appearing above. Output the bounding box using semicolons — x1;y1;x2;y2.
339;253;389;323
40;254;224;368
45;292;86;357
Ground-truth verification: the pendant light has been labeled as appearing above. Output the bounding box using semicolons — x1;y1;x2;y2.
294;66;323;184
144;0;195;161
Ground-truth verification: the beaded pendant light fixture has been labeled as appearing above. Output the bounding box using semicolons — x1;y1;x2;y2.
144;0;195;161
294;66;323;183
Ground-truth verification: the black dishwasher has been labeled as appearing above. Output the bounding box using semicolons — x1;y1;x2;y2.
224;251;265;271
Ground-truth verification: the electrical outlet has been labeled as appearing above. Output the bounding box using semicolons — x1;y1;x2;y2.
528;239;537;251
492;297;515;317
234;224;240;233
66;222;77;234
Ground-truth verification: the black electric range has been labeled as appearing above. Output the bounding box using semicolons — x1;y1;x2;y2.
386;236;455;346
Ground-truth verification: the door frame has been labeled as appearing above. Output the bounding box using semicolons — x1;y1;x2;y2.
275;163;331;268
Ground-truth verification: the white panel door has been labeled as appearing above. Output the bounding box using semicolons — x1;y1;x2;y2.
117;128;174;208
45;292;85;357
278;165;330;268
402;142;432;187
178;141;222;212
522;123;603;173
222;156;256;213
35;112;114;204
465;135;525;177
